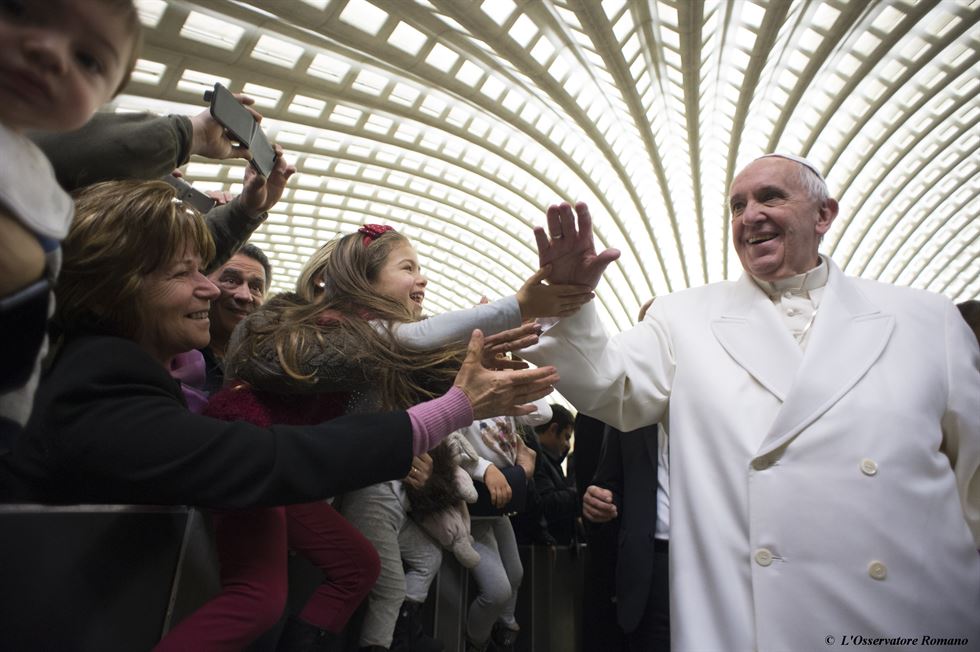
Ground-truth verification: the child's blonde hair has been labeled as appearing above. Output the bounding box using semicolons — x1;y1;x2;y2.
295;239;337;301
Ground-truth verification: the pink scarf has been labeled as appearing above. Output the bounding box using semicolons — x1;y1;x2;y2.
169;350;209;413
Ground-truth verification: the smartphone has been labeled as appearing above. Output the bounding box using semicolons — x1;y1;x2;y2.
162;175;218;213
204;83;278;177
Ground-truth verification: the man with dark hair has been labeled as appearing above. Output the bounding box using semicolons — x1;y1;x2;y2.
200;242;271;392
531;403;580;545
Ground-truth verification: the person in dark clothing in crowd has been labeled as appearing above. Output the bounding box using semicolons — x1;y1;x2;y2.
575;413;626;652
531;404;580;545
584;423;669;652
508;422;556;546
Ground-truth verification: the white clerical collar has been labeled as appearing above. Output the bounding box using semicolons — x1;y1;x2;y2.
752;255;829;298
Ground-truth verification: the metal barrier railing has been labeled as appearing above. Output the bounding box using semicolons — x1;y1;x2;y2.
0;506;585;652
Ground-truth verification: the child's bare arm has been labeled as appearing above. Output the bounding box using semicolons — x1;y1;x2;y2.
0;210;45;297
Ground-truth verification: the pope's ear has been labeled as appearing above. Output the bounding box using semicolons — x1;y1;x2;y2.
816;198;839;235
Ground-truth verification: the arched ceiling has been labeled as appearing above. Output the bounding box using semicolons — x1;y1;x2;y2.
121;0;980;331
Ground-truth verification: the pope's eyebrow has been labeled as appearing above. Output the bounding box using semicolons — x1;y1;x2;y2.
755;185;788;198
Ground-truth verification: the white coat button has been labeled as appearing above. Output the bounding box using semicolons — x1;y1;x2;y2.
786;308;800;317
782;290;794;299
868;561;887;580
860;458;878;476
754;548;773;566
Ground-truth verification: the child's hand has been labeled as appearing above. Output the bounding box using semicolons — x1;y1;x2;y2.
516;266;595;320
190;93;262;160
483;465;513;508
0;211;45;296
515;438;537;479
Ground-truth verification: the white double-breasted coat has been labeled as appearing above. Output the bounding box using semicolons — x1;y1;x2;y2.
523;259;980;651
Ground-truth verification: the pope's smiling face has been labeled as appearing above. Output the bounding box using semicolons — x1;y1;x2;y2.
729;157;838;281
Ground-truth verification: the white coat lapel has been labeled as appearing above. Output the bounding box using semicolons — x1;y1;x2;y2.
711;275;802;401
757;261;895;455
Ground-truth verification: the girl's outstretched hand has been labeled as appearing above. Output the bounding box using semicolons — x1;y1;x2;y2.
454;330;559;419
516;265;595;319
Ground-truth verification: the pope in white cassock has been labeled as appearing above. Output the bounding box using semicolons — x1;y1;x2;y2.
520;154;980;651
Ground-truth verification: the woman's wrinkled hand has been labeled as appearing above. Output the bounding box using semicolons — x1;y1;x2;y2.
403;453;433;489
481;322;542;370
453;330;558;420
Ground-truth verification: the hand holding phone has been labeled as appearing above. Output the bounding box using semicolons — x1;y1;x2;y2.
203;83;278;177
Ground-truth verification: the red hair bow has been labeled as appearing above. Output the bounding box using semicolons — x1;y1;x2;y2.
358;224;394;246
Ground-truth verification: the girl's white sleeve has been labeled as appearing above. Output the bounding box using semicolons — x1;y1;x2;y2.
471;456;493;484
389;296;521;349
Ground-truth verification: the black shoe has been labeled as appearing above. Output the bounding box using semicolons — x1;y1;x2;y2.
465;638;490;652
276;615;343;652
490;622;519;651
393;600;444;652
